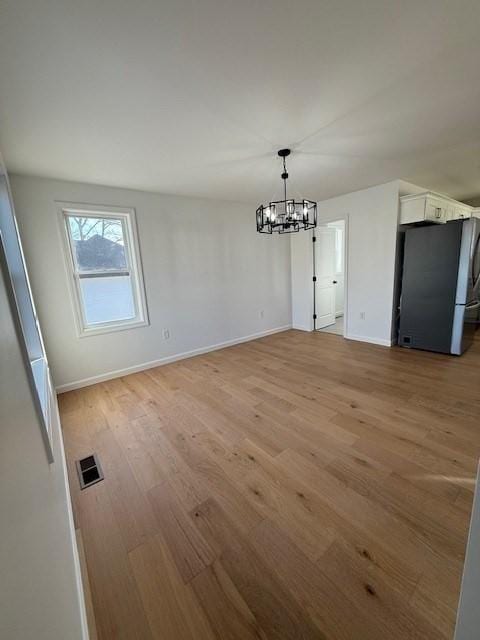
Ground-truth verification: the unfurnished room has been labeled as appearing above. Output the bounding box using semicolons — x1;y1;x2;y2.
1;2;480;639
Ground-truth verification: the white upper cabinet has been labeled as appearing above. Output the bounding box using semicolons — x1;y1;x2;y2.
400;191;472;225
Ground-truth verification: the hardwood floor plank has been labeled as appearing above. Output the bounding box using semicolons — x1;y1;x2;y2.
78;483;153;640
160;421;263;534
249;518;378;640
93;427;159;553
276;446;465;581
319;540;443;639
352;437;463;504
112;416;167;493
232;441;335;560
191;560;268;640
129;533;216;640
148;480;215;583
410;576;457;639
132;415;211;511
191;497;324;639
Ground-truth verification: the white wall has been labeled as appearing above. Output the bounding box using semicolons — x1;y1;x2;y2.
10;175;292;390
398;180;429;197
455;464;480;640
291;181;402;346
455;465;480;640
0;250;87;638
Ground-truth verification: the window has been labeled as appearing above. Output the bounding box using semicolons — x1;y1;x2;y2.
1;174;53;461
60;204;148;336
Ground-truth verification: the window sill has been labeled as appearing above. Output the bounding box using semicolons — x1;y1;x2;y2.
30;356;54;462
78;318;149;338
31;357;49;416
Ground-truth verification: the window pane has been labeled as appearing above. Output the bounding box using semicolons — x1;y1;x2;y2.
79;275;135;325
67;215;127;271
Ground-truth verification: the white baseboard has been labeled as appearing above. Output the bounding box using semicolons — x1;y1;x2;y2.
292;324;313;332
56;324;292;393
346;333;392;347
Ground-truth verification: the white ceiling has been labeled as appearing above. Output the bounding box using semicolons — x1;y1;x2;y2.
1;0;480;204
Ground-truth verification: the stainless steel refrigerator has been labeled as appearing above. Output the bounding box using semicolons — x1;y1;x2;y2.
398;218;480;355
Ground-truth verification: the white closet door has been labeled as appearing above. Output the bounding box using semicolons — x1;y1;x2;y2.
315;227;336;329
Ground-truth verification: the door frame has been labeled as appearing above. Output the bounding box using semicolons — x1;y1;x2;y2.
313;213;349;338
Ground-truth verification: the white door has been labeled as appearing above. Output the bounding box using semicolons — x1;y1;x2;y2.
315;226;336;329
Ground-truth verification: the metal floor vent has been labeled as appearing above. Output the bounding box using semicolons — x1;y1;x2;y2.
76;453;104;490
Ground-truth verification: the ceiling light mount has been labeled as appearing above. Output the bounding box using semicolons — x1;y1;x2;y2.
256;149;317;234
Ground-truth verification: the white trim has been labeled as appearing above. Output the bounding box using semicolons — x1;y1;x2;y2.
51;398;90;639
454;461;480;639
56;201;149;338
292;324;312;332
315;213;349;339
346;333;392;347
400;190;473;209
56;324;292;393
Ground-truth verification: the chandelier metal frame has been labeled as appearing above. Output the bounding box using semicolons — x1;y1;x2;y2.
256;149;317;234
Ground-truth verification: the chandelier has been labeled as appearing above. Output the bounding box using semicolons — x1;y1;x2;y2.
256;149;317;234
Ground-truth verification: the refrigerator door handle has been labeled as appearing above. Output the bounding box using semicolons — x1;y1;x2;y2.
473;273;480;294
466;301;480;311
472;234;480;292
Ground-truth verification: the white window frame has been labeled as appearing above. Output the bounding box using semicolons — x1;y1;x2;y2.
58;202;149;338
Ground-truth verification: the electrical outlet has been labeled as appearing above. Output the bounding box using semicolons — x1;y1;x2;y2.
162;328;170;340
359;311;365;320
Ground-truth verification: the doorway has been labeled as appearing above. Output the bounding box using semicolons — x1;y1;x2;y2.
314;218;347;336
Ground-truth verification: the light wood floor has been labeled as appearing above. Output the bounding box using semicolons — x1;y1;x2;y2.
59;330;480;640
